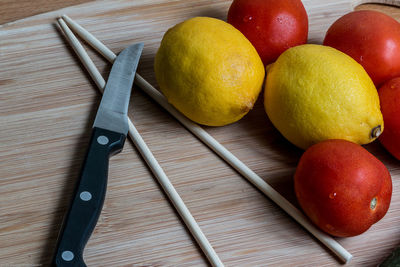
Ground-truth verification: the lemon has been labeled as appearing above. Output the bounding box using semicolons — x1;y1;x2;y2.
264;44;383;149
154;17;265;126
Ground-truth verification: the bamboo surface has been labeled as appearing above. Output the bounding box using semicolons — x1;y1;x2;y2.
1;0;400;266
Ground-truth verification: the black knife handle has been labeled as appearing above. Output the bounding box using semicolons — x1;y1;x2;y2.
52;127;126;267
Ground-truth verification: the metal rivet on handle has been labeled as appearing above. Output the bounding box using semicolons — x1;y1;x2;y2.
97;135;109;145
61;251;74;261
80;191;92;201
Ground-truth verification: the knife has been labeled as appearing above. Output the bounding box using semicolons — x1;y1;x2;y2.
52;42;144;267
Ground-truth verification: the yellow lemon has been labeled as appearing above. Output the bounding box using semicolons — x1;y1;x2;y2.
264;44;383;149
154;17;265;126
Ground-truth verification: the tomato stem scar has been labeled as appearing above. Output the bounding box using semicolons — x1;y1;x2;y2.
370;197;378;210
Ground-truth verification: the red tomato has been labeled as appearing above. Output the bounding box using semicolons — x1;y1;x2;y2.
227;0;308;65
323;10;400;86
294;139;392;237
378;77;400;160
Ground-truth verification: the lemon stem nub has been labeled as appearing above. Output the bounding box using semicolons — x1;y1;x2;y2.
371;125;382;139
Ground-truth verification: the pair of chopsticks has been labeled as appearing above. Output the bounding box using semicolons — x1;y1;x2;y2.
56;15;352;264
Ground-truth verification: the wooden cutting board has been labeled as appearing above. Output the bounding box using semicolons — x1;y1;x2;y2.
1;0;400;266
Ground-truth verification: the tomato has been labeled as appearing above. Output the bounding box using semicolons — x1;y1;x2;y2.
227;0;308;66
378;77;400;160
323;10;400;86
294;139;392;237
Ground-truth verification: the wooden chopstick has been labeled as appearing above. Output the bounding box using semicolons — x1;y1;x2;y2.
59;15;353;264
57;18;224;267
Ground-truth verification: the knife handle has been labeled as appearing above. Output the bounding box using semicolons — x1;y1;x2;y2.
52;127;126;267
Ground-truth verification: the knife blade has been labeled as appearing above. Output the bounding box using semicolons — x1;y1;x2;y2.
53;42;144;267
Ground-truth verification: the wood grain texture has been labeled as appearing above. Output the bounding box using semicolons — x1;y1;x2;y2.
355;0;400;7
0;0;400;266
0;0;93;25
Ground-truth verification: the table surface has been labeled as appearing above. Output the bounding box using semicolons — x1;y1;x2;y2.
2;1;400;25
1;1;400;266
